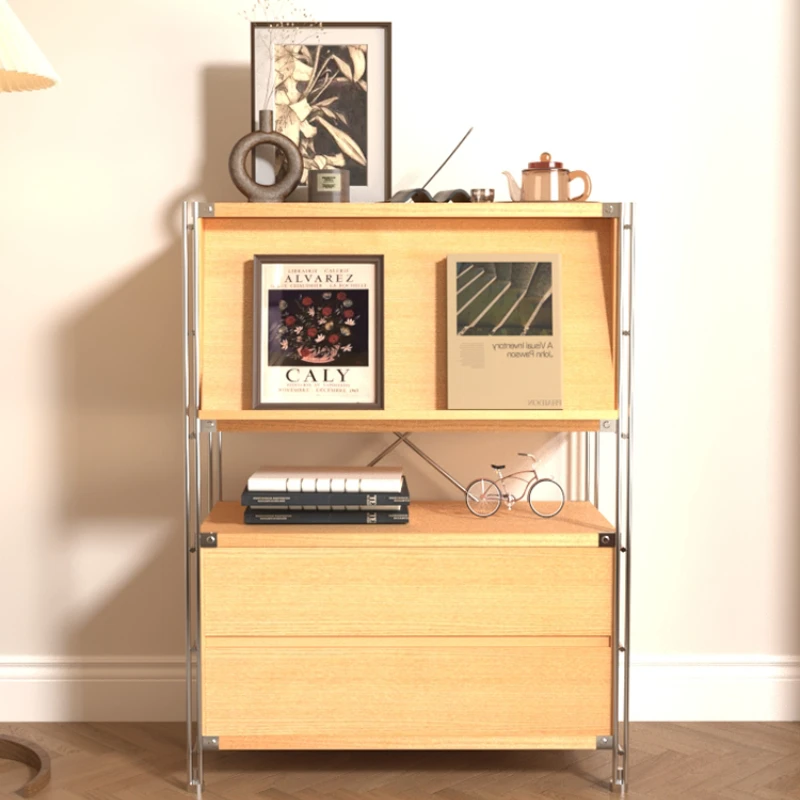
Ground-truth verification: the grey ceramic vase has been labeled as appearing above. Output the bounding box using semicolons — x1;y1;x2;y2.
228;111;302;202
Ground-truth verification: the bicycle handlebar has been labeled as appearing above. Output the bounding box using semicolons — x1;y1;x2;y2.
517;452;537;461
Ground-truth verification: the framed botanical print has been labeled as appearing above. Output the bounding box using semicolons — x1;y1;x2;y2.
251;22;392;202
253;255;384;409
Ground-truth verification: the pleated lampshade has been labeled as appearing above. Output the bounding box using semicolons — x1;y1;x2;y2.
0;0;58;92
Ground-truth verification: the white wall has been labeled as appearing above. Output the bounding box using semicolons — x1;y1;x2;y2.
0;0;797;721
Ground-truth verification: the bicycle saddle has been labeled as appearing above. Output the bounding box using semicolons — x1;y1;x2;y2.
491;464;505;470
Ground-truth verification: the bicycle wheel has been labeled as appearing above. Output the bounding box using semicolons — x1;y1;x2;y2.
527;478;565;518
465;478;502;518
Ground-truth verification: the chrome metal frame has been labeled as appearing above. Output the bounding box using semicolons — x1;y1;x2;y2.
181;201;635;795
610;203;634;792
184;202;224;798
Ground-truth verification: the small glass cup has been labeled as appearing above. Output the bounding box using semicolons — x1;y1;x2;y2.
470;188;495;203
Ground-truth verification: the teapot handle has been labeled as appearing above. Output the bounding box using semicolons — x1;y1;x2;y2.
567;170;592;202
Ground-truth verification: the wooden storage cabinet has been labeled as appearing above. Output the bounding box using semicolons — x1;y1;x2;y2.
198;501;615;750
201;546;612;638
203;641;611;750
185;202;633;790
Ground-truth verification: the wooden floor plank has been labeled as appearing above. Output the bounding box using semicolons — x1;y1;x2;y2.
0;723;798;799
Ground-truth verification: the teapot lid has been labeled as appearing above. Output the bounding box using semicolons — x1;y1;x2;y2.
527;152;563;169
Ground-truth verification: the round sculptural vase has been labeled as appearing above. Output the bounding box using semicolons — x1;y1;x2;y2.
228;118;302;203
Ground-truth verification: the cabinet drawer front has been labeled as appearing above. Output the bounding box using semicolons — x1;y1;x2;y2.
201;547;611;637
203;640;611;748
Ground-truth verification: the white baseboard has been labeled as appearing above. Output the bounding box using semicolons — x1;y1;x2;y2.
1;654;798;722
0;656;185;722
630;655;800;721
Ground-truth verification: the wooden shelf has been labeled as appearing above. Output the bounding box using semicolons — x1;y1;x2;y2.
201;500;614;548
198;207;618;419
208;202;614;220
199;409;617;432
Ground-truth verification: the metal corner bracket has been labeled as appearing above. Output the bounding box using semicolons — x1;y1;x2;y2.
200;420;217;433
195;203;216;218
602;203;622;218
599;533;616;548
596;735;614;749
599;419;618;433
199;533;218;548
201;736;219;750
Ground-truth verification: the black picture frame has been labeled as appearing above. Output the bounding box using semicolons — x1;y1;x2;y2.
253;254;384;410
250;21;392;202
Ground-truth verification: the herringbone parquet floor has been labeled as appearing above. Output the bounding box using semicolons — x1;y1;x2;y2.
0;723;798;799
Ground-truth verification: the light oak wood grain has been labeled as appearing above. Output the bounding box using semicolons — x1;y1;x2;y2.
203;636;612;649
198;215;617;419
200;500;615;548
209;202;612;219
201;547;612;637
202;643;612;748
216;733;601;751
201;409;617;431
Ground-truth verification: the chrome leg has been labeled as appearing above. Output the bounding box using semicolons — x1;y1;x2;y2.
182;202;194;789
191;203;204;794
194;523;204;793
611;424;622;791
183;202;205;795
622;203;635;787
611;203;634;792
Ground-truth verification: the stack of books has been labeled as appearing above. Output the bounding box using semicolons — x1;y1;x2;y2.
241;467;410;525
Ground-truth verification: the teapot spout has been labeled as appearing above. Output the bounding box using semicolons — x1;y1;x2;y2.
502;171;521;202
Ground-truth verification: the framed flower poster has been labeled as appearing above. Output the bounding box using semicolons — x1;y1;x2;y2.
251;22;392;202
253;255;384;409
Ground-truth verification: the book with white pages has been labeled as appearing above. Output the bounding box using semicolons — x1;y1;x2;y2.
247;466;405;493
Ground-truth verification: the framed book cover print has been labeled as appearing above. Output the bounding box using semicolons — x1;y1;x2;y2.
446;254;563;410
253;255;384;409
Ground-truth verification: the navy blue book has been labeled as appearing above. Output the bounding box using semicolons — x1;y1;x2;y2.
241;477;410;508
243;508;410;525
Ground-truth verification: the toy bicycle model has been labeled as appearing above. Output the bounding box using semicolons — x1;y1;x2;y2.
465;453;565;518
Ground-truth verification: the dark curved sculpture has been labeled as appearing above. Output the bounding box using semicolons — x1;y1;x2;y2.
390;188;472;203
0;735;51;797
228;130;303;203
432;189;471;203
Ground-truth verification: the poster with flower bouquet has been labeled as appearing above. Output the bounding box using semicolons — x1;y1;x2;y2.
253;255;383;409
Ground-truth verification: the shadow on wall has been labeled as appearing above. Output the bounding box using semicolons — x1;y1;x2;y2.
52;66;249;714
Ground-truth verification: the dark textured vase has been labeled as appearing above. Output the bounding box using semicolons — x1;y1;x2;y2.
228;110;302;202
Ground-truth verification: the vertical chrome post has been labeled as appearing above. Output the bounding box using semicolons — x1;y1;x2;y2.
622;203;635;782
611;204;634;792
593;431;600;509
566;432;578;501
207;428;214;514
216;431;223;503
182;201;194;789
194;510;204;794
191;202;204;793
611;416;621;790
583;432;591;503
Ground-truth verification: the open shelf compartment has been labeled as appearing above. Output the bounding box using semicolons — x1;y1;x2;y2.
201;500;615;548
195;203;619;432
